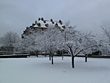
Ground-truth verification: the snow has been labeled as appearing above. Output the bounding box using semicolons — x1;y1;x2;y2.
33;19;65;30
0;57;110;83
34;20;47;28
30;18;65;30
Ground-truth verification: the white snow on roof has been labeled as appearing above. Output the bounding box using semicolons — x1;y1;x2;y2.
33;18;65;30
57;22;65;30
33;20;47;28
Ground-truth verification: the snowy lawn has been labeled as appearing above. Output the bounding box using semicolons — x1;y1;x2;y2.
0;57;110;83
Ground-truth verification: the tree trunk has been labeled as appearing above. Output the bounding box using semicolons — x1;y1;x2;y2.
69;47;75;68
36;52;38;57
62;55;64;60
45;54;46;57
61;51;63;60
36;54;38;57
72;56;74;68
85;54;87;62
49;55;51;60
52;55;53;64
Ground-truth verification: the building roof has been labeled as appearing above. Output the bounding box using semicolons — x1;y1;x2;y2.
22;18;66;38
33;18;65;30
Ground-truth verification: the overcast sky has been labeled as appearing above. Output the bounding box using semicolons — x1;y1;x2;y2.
0;0;110;37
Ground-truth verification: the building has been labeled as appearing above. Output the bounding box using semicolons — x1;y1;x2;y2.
22;18;66;38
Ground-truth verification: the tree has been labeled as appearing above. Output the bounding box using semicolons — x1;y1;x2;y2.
101;25;110;55
62;26;97;68
20;34;36;52
21;18;98;68
35;26;65;64
0;32;20;52
62;26;78;68
79;33;98;62
101;25;110;43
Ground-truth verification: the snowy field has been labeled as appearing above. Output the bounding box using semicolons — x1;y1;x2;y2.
0;57;110;83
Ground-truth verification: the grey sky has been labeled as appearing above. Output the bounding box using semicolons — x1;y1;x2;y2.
0;0;110;37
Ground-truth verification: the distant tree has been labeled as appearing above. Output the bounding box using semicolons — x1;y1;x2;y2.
0;32;20;52
100;25;110;55
20;33;37;52
101;25;110;44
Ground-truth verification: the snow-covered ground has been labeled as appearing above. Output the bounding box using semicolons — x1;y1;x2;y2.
0;57;110;83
